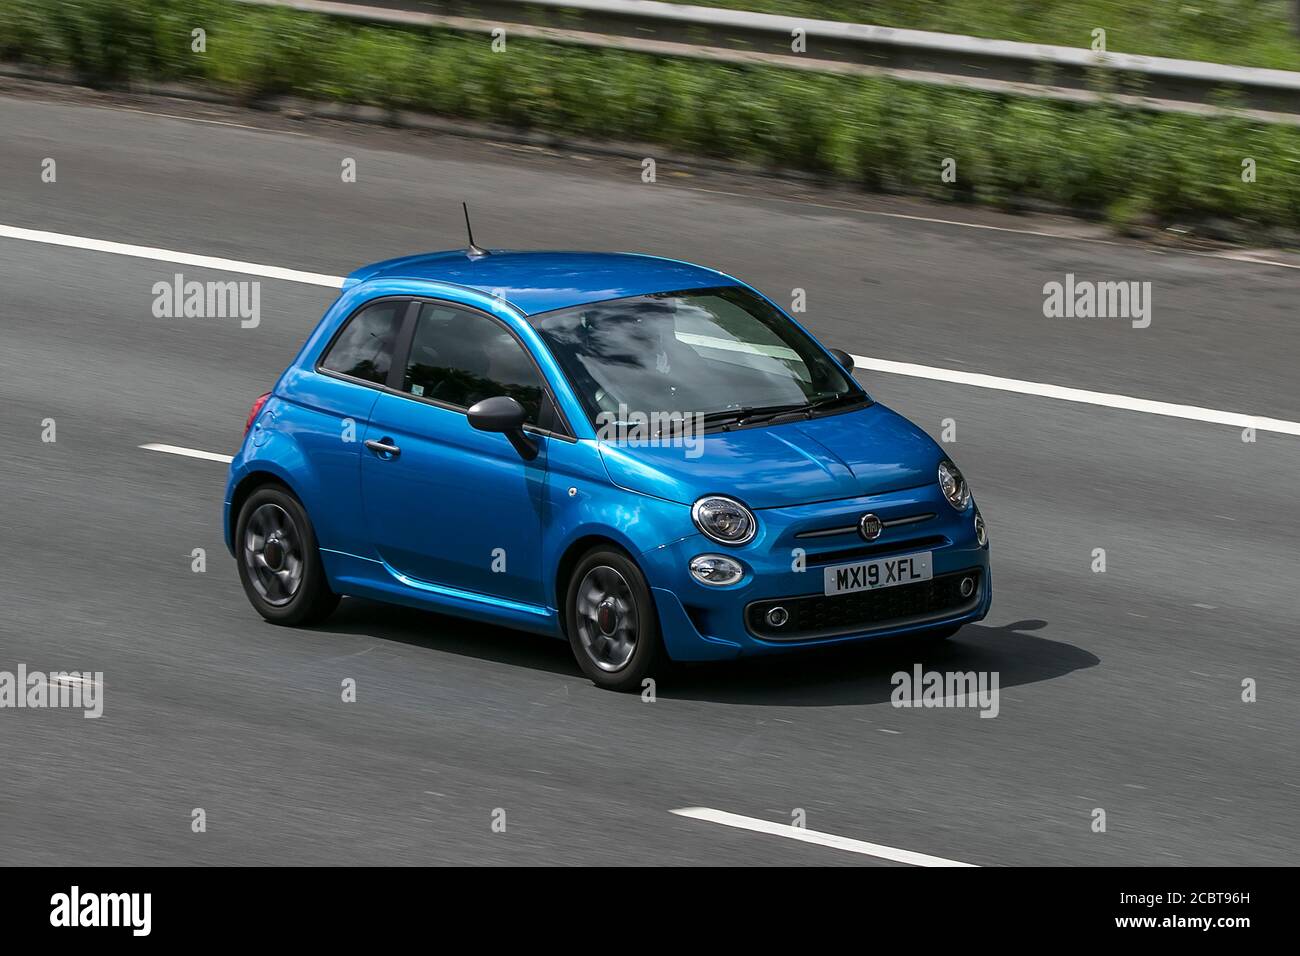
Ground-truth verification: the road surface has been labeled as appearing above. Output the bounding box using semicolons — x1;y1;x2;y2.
0;85;1295;865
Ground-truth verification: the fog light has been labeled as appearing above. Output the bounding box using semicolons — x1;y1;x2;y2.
688;554;743;586
765;606;789;628
974;513;987;547
960;577;976;598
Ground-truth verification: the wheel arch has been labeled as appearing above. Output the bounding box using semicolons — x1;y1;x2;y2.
553;533;638;635
227;469;303;552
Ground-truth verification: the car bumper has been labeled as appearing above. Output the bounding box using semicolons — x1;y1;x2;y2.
639;484;992;661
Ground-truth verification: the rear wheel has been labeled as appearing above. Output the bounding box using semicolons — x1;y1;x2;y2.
564;547;662;692
235;485;339;626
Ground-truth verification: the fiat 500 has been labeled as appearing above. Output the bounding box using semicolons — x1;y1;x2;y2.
225;248;991;690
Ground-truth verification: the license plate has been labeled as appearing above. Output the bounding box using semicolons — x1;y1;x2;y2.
823;551;933;596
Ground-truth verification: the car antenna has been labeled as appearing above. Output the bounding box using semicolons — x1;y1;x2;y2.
462;202;489;258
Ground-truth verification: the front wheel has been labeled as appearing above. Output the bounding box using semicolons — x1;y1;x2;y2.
564;547;662;692
235;485;340;626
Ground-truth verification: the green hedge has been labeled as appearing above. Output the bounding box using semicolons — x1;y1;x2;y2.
3;0;1299;232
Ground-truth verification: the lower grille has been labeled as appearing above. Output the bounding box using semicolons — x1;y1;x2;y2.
746;569;982;641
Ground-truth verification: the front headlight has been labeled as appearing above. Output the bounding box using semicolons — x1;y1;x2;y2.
938;459;971;511
691;495;757;545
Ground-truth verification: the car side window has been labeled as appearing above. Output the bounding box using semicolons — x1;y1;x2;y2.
319;300;405;385
403;302;546;425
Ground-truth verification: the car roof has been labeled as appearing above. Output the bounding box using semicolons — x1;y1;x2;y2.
344;250;742;316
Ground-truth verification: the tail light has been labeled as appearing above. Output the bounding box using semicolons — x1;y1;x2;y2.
245;392;272;435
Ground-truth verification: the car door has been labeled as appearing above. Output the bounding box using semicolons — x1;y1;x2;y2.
360;299;553;607
278;296;412;556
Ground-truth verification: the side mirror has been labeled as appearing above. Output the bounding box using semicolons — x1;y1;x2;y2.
828;348;856;374
468;395;539;460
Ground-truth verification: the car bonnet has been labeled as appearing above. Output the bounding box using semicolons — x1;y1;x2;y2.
596;403;943;510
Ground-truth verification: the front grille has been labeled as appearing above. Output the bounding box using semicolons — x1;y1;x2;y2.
795;511;935;540
804;535;949;568
746;569;982;641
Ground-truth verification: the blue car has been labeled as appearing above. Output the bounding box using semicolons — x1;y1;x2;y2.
225;245;991;690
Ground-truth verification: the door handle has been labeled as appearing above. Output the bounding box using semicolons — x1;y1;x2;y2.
364;438;401;459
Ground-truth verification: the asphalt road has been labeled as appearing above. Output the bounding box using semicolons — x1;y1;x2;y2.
0;86;1296;866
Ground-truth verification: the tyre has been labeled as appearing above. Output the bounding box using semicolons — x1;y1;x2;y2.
235;484;340;626
564;546;662;692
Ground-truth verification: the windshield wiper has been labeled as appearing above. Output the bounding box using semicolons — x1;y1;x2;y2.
804;392;869;414
700;402;810;430
698;394;869;431
699;406;753;427
739;394;868;425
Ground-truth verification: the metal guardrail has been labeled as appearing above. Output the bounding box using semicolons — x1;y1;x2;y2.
238;0;1300;121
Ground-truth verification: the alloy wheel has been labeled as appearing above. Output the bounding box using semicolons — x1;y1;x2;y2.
574;565;639;672
242;503;304;607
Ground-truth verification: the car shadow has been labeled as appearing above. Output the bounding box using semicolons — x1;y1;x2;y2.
319;598;578;676
315;601;1096;707
659;619;1099;706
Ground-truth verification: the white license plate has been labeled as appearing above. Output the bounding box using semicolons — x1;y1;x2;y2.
823;551;933;596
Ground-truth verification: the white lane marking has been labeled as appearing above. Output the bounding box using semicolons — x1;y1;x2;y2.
852;355;1300;436
108;105;309;134
1188;249;1300;271
52;674;99;688
139;443;234;463
0;225;343;287
3;224;1295;435
671;807;976;867
667;336;1300;435
684;186;1300;271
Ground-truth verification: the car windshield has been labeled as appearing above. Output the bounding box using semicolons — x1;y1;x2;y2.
530;286;866;429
